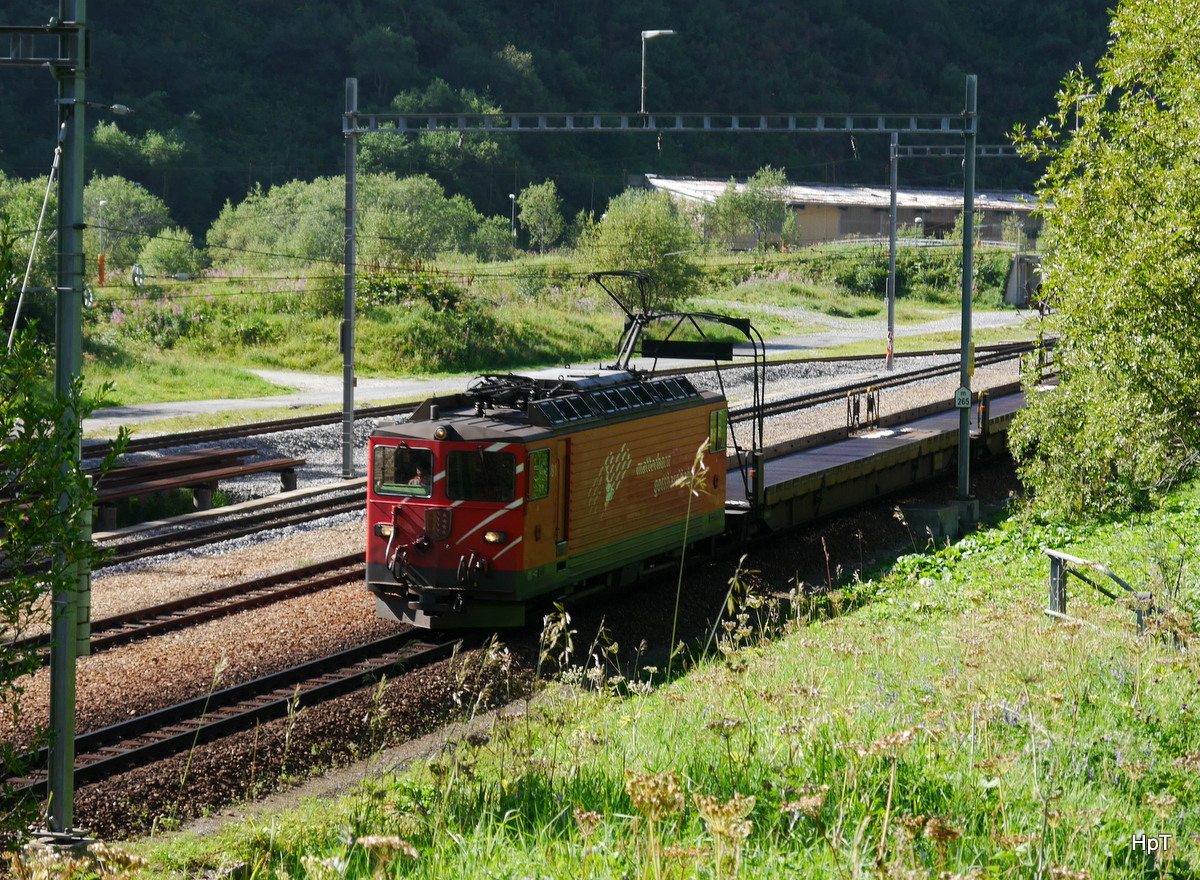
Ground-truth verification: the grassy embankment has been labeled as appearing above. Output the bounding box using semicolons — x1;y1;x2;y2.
80;245;1038;435
95;480;1200;879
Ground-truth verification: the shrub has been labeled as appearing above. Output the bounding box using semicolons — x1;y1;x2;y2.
105;295;199;348
138;226;207;277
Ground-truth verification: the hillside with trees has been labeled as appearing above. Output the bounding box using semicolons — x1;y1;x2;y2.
0;0;1110;235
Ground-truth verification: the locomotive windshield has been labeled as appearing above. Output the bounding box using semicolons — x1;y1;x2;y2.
373;446;434;497
446;450;515;502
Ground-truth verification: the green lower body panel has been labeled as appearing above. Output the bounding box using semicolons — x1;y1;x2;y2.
371;508;724;629
517;508;725;599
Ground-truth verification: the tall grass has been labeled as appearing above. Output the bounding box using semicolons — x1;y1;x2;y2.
127;481;1200;878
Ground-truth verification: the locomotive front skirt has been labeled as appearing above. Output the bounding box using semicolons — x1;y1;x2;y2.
366;369;728;628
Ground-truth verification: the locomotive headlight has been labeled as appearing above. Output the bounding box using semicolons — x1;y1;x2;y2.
483;530;507;544
374;523;394;537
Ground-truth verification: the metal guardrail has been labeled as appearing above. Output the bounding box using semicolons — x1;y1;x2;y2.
1045;549;1155;633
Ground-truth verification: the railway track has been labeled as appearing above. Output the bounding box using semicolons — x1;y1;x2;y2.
81;343;1047;458
6;632;463;796
728;341;1041;423
96;484;367;568
82;403;417;459
7;554;364;661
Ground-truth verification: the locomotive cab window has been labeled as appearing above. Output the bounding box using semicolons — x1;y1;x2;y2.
373;446;434;497
447;450;515;502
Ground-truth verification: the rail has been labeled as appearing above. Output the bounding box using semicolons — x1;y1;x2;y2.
6;555;363;660
7;634;462;795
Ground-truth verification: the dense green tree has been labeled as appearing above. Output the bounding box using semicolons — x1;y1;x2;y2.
91;121;189;170
706;180;745;249
83;176;173;269
742;166;791;247
349;25;421;106
1009;0;1200;518
137;226;207;277
207;173;487;270
207;177;344;271
578;188;702;312
0;172;58;328
360;174;482;261
517;180;564;253
702;166;791;249
358;80;520;211
472;215;517;262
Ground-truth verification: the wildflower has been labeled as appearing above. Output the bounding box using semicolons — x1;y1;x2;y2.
574;808;602;838
357;835;419;860
1119;759;1150;782
1174;751;1200;772
861;725;922;757
301;853;350;879
924;816;961;844
974;753;1015;774
780;784;828;819
695;792;756;840
1047;867;1090;880
1144;793;1177;819
992;832;1038;849
625;770;684;821
663;845;706;861
706;717;744;735
671;440;710;496
893;813;927;841
87;841;151;871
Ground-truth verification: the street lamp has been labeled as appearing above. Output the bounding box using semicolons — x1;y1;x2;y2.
914;216;923;245
97;199;108;285
640;29;676;115
509;193;516;238
57;98;133;116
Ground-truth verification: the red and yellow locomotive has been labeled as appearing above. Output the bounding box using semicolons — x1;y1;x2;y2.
366;369;728;628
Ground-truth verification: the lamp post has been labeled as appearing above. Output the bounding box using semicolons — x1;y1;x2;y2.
640;29;676;115
509;193;516;238
97;199;108;285
914;216;924;245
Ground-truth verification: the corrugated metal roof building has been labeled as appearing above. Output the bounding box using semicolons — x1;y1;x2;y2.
638;174;1038;247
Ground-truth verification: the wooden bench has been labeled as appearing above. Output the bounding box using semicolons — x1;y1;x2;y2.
93;448;306;531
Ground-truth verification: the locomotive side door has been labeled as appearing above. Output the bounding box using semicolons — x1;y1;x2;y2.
524;439;569;572
551;438;569;555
